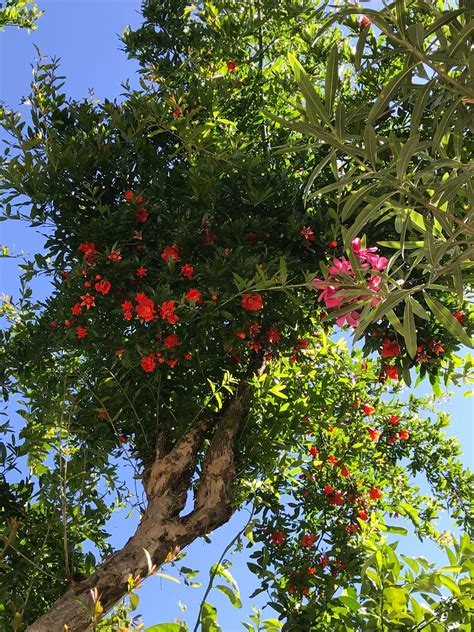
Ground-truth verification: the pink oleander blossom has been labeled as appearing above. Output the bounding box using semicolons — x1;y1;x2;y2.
328;257;353;276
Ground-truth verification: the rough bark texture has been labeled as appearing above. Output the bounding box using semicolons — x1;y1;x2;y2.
26;381;256;632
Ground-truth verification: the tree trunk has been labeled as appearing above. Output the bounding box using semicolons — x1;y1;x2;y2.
26;382;255;632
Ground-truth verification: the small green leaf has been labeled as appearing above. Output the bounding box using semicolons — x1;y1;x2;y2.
325;45;338;112
403;298;417;358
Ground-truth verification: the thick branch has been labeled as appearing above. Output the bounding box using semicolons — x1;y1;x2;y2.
26;378;260;632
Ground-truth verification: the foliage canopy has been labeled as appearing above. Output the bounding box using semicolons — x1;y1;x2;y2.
0;1;472;630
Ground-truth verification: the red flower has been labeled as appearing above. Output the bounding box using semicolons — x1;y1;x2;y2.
358;510;369;521
389;415;400;426
399;429;410;441
115;348;125;357
119;435;128;444
78;242;98;257
241;293;263;311
309;446;319;457
62;270;70;279
172;107;182;119
135;267;148;278
320;554;330;568
360;15;371;30
185;288;202;302
249;340;262;352
141;354;157;373
387;434;398;444
369;487;383;500
271;530;285;545
300;226;315;244
328;491;344;506
98;411;108;420
161;244;180;262
135;208;149;223
267;327;281;344
80;293;96;310
385;365;399;380
227;60;238;73
301;533;316;548
76;326;88;339
323;484;333;495
135;293;156;322
163;334;181;349
381;338;401;359
367;428;381;442
50;321;58;328
294;338;309;350
340;464;350;478
124;190;135;201
167;357;179;368
108;250;122;262
328;240;338;248
160;300;179;325
135;196;144;204
328;454;337;466
453;310;465;325
71;302;82;316
183;352;192;361
308;566;316;575
235;332;246;339
84;281;92;288
95;280;111;295
181;263;194;279
363;404;376;416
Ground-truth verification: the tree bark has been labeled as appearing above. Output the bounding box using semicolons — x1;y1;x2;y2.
26;382;255;632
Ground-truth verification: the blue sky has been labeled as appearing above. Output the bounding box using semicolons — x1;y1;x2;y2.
0;1;472;629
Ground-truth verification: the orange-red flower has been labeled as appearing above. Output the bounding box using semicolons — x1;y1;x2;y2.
80;293;96;310
385;365;399;380
241;293;263;311
135;293;156;322
135;208;149;222
301;533;316;548
161;244;180;262
381;338;400;359
181;263;194;279
135;267;148;278
227;60;238;73
267;327;281;344
367;428;381;442
399;429;410;441
271;530;285;545
163;334;180;349
160;300;179;325
76;326;88;339
95;280;111;295
141;354;156;373
185;288;202;302
369;487;383;500
363;404;376;416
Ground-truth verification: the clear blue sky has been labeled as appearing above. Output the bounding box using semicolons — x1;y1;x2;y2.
0;2;472;629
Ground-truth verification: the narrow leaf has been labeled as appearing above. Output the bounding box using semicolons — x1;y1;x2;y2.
423;293;472;347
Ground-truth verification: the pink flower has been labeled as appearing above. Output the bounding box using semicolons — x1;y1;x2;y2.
328;257;353;276
336;311;360;327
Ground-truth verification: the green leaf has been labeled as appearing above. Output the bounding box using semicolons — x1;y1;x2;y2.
403;298;417;358
397;134;420;180
423;293;472;347
215;584;242;608
368;64;417;125
325;45;338;112
129;592;139;610
364;124;378;170
288;53;331;127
